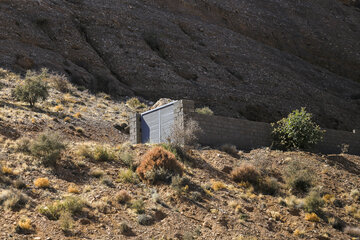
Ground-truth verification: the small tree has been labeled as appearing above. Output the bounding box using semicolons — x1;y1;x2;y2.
271;108;325;150
12;70;49;107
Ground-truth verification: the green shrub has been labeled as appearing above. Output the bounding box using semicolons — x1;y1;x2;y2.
137;214;153;225
30;131;66;166
12;69;49;107
0;189;28;211
259;177;281;195
271;108;325;150
119;221;132;235
119;151;134;169
195;107;213;115
304;190;324;214
285;161;313;194
59;211;73;232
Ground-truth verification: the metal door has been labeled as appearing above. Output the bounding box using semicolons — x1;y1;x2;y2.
141;101;175;143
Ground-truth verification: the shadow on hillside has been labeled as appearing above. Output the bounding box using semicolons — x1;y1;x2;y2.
0;122;20;139
53;159;91;184
325;155;360;175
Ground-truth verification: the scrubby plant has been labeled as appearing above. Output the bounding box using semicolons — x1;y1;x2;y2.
92;145;116;162
59;211;73;232
303;190;324;214
345;204;360;219
116;190;131;204
259;177;281;195
171;175;190;196
136;147;183;183
118;169;138;183
50;74;70;93
195;106;213;115
131;199;145;214
230;163;260;185
137;214;153;225
2;166;14;175
167;119;201;147
0;189;28;211
15;137;31;153
39;196;86;220
284;161;314;194
119;151;134;169
90;168;104;178
30;131;66;166
271;108;325;150
282;195;304;210
119;221;132;235
220;144;238;155
12;69;49;107
34;177;50;188
13;179;27;189
73;112;82;119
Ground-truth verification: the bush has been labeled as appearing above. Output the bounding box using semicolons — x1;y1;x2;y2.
34;177;50;188
344;226;360;237
285;161;313;194
116;190;131;204
167;119;201;147
30;131;66;166
136;147;183;183
92;145;116;162
171;175;191;196
16;217;33;233
350;189;360;201
271;108;325;150
15;137;31;153
51;74;70;93
137;214;153;225
0;189;28;211
230;163;260;185
118;169;138;183
59;211;73;232
304;191;324;213
220;144;238;155
119;222;132;235
131;199;145;214
259;177;281;195
119;151;134;169
12;70;49;107
195;106;213;115
39;196;86;220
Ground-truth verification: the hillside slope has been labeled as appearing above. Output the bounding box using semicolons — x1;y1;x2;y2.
0;72;360;239
0;0;360;130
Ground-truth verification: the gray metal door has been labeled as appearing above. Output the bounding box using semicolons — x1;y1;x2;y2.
141;102;175;143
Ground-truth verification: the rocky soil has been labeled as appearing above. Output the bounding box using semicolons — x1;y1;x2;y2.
0;0;360;130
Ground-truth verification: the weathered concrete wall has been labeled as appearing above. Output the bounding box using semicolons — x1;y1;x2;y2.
130;100;360;155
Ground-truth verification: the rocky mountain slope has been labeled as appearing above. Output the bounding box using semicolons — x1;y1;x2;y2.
0;0;360;130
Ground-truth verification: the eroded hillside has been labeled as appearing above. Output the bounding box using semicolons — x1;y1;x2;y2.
0;0;360;130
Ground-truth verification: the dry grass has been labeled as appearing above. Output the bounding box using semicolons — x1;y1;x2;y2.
116;190;132;204
34;178;50;188
17;218;32;231
211;181;227;191
68;184;80;194
2;166;14;175
304;212;320;222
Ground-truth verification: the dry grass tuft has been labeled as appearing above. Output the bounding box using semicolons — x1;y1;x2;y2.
304;212;320;222
34;178;50;188
211;181;227;191
68;184;80;194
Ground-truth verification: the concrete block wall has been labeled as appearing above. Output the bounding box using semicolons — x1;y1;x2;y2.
129;112;141;144
130;99;360;155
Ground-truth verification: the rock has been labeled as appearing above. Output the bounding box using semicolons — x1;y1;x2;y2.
221;166;232;174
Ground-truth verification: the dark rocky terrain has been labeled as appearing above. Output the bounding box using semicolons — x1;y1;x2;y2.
0;0;360;130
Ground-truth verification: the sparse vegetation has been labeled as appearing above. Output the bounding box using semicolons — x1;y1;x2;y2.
59;211;73;232
119;222;132;235
195;106;213;115
30;131;66;166
117;169;138;183
131;199;145;214
284;161;313;194
136;146;183;183
12;69;49;107
0;189;28;211
220;144;238;155
16;217;33;233
271;108;325;150
137;214;153;225
116;190;131;204
39;196;86;220
304;212;320;222
303;190;324;213
126;97;147;111
167;118;201;147
230;163;260;185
